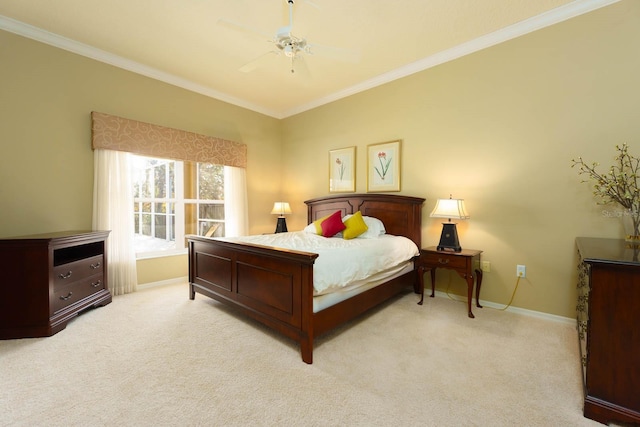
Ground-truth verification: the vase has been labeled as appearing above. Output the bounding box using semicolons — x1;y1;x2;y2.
621;209;640;243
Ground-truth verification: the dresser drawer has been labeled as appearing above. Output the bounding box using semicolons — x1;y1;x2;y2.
421;252;468;270
53;274;105;313
53;255;104;289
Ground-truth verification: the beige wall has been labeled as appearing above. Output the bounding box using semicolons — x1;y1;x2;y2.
2;1;639;318
0;29;283;281
137;255;188;286
281;1;640;318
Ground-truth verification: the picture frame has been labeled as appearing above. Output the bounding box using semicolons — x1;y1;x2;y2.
329;146;356;193
367;140;401;192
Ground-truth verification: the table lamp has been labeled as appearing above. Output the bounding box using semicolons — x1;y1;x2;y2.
271;202;292;233
430;195;470;252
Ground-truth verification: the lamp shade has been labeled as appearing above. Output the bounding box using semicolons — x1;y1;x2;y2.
270;202;292;216
430;198;470;220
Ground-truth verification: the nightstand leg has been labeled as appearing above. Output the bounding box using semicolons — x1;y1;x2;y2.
475;269;483;308
466;276;475;318
417;266;425;305
430;268;436;298
417;266;436;305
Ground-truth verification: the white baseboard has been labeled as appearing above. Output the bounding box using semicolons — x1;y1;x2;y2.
137;276;188;291
432;290;575;325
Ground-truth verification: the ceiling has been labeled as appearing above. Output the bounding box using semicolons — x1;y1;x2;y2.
0;0;619;118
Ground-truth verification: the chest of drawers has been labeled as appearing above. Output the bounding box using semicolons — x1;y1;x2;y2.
576;237;640;425
0;230;111;339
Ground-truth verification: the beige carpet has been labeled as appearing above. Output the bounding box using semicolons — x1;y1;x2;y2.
0;283;602;426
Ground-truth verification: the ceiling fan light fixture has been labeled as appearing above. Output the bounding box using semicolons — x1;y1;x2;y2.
219;0;357;77
284;45;295;58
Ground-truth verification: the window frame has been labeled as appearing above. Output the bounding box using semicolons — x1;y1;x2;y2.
131;155;224;259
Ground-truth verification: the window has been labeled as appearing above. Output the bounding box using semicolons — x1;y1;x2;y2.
131;155;225;256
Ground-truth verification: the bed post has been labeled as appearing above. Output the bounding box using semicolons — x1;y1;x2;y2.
301;259;315;364
301;340;313;364
188;240;196;300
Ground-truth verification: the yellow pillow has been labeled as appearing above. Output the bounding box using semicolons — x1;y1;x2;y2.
312;214;331;235
342;211;369;239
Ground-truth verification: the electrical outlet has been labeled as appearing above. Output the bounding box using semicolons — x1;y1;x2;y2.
517;265;526;278
481;261;491;272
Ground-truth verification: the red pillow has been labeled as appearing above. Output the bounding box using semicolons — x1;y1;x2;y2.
320;210;346;237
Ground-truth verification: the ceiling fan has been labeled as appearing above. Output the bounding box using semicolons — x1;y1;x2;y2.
218;0;358;77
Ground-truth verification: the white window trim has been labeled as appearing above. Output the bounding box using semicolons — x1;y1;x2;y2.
135;248;188;260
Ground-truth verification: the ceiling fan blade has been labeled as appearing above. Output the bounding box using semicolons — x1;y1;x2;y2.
217;18;272;41
303;0;321;10
292;54;311;82
239;51;279;73
306;42;361;63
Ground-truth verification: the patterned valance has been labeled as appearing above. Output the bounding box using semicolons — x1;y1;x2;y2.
91;111;246;168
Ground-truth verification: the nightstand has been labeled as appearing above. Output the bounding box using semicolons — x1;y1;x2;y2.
417;246;483;318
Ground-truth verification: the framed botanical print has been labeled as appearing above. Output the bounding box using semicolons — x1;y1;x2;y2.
367;140;401;192
329;146;356;193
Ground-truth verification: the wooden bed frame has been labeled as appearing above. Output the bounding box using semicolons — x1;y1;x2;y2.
188;193;425;363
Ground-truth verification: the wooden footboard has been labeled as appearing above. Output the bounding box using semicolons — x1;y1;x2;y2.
188;235;319;362
189;193;425;364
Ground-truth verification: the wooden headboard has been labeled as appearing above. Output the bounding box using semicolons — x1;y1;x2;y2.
305;194;425;248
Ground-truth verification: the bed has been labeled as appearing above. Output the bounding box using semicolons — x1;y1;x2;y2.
188;193;425;363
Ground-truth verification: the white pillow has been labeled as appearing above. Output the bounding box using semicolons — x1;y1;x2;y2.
303;222;343;238
341;214;386;239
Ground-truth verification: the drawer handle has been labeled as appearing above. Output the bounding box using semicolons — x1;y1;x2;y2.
58;271;73;279
90;262;101;269
91;280;102;288
437;258;449;265
59;292;73;301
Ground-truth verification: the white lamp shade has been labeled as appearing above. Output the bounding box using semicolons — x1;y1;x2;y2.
270;202;292;216
430;198;470;220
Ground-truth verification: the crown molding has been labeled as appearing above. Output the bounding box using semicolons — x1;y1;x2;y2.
0;14;279;118
283;0;621;118
1;0;620;120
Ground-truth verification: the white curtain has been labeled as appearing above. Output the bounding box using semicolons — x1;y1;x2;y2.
224;166;249;237
92;149;138;295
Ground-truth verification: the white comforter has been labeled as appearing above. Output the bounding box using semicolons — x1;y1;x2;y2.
234;231;419;296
